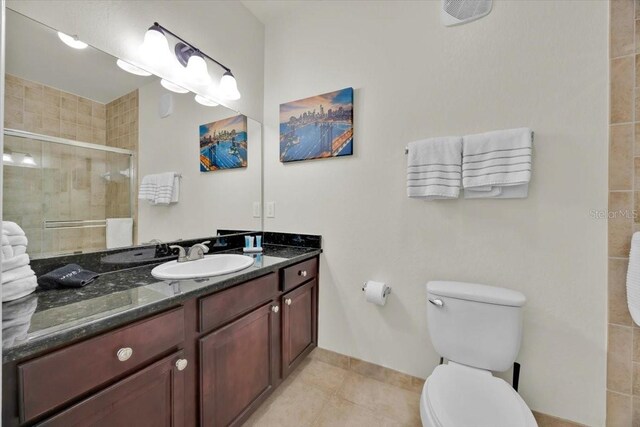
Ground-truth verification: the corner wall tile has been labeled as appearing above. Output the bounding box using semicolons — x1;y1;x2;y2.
611;125;634;190
612;0;635;58
609;325;633;394
609;192;634;257
612;56;634;124
610;258;633;325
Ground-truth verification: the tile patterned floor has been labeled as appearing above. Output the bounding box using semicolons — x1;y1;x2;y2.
243;357;422;427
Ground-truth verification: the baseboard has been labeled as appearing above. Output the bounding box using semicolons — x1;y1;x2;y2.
310;347;584;427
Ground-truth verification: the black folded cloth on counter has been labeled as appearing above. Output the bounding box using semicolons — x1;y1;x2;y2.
37;264;99;290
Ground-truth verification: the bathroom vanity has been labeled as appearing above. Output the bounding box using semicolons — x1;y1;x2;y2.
1;237;321;426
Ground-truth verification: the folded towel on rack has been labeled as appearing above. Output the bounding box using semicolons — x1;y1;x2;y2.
407;137;462;200
2;254;30;273
2;221;25;236
3;276;38;302
462;128;532;199
139;172;180;205
37;264;99;290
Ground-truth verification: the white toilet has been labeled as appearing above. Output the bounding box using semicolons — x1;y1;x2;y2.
420;281;538;427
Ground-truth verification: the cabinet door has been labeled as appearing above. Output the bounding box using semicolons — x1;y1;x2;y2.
38;351;186;427
282;279;317;377
200;302;279;427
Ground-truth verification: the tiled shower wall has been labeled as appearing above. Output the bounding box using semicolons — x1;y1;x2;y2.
2;74;139;254
608;1;640;425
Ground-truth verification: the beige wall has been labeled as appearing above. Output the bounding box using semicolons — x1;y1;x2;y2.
607;1;640;425
261;1;607;425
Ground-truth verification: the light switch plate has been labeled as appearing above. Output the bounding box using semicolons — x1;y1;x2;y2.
266;202;275;218
252;202;261;218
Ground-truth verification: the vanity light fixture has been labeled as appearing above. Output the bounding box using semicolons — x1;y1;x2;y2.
160;79;189;94
116;59;152;76
2;153;14;163
57;32;88;50
141;22;241;100
194;94;219;107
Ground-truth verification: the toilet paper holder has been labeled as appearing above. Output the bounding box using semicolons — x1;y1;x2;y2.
362;282;392;297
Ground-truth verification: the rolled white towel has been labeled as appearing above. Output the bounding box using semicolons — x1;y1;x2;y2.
2;294;37;346
2;221;25;236
2;265;35;284
2;275;37;302
12;245;27;256
2;235;14;260
2;254;29;272
6;235;28;247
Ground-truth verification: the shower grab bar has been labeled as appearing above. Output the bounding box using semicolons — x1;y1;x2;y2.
44;219;106;230
403;131;535;154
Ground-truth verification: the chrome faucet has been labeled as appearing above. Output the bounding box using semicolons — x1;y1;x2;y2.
186;241;210;261
169;241;210;263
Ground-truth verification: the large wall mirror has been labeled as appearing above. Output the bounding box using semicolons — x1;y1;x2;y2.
2;9;263;259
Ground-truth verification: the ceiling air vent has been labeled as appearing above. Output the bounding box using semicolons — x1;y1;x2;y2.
441;0;492;26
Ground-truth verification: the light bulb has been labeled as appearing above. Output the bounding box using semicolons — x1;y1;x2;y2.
3;153;14;163
57;32;88;49
161;79;188;94
22;154;36;166
194;94;219;107
116;59;152;76
220;71;241;100
140;24;170;64
186;52;211;84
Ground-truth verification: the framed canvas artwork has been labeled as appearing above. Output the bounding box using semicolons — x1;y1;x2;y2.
199;114;248;172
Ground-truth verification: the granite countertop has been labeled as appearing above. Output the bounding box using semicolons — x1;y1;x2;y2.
2;244;321;363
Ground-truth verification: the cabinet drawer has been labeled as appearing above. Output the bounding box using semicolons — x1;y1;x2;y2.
199;273;278;332
282;257;318;292
18;307;184;423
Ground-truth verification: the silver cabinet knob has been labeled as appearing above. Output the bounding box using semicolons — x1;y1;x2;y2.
285;298;292;306
428;298;444;307
117;347;133;362
299;270;307;277
176;359;188;371
271;305;279;313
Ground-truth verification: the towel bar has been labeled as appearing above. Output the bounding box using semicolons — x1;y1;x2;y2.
404;131;535;154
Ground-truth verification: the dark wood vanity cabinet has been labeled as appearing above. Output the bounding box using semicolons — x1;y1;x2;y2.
282;279;317;378
38;351;186;427
2;255;319;427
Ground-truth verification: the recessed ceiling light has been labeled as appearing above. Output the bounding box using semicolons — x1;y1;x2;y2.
161;79;189;94
57;32;88;49
116;59;152;76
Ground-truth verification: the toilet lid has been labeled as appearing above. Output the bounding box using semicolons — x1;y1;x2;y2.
426;364;533;427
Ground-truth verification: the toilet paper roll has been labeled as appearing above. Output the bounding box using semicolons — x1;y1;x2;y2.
365;280;390;306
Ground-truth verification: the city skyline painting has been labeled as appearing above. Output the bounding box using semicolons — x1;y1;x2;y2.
279;87;354;162
199;114;248;172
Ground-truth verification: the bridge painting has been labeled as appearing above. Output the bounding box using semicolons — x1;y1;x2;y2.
279;87;353;163
199;114;248;172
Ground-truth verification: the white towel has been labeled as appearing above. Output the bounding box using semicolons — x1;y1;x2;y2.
2;275;37;302
2;254;30;272
139;172;180;205
407;137;462;200
2;265;35;284
106;218;133;249
2;235;14;260
2;221;25;236
2;294;38;346
462;128;532;199
12;245;26;256
6;235;28;247
628;232;640;326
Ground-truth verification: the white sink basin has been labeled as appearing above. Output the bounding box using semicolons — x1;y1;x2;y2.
151;254;255;280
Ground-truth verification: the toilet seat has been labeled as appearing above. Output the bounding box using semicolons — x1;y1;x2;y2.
421;363;537;427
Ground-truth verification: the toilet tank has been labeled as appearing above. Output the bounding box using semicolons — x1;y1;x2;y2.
426;281;526;372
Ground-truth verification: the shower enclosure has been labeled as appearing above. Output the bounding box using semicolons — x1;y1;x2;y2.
3;129;134;258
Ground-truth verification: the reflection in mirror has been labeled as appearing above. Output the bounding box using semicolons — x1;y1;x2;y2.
2;9;262;259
